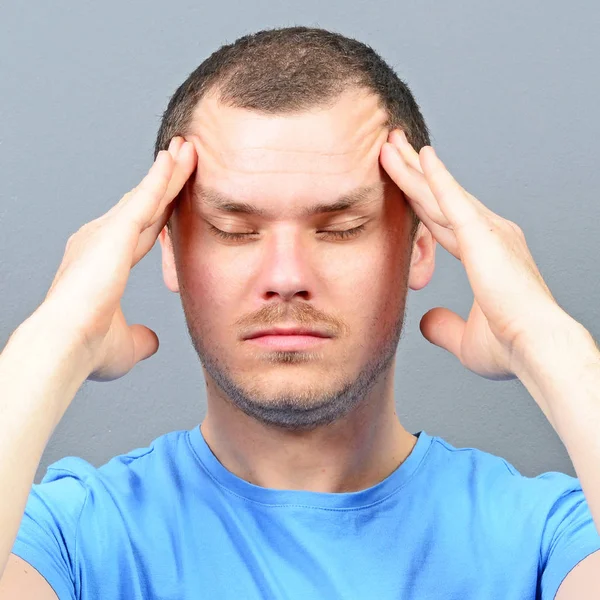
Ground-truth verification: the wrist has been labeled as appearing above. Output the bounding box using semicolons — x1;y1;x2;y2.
5;304;93;417
511;309;594;375
511;310;599;416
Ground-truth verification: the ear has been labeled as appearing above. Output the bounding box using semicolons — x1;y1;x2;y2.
158;226;180;293
407;222;436;291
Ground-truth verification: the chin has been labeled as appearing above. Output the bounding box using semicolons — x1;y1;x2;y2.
203;352;391;431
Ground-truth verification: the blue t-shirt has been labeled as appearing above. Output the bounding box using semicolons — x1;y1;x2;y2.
12;426;600;599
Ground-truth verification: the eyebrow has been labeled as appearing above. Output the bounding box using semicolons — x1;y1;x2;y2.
193;182;385;218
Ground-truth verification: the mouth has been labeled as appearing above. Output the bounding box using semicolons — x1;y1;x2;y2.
243;327;333;351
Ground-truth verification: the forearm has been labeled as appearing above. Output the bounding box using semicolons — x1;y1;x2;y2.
514;313;600;532
0;306;90;578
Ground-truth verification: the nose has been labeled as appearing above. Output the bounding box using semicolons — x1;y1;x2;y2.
258;227;312;302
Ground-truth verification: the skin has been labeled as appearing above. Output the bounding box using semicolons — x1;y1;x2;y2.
158;88;436;492
1;80;599;598
377;131;600;597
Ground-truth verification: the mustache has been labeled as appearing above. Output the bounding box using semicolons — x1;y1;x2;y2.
235;302;349;337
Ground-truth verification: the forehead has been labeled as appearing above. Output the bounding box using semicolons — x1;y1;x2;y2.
187;90;390;197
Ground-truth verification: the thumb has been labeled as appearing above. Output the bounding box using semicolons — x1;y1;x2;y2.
129;324;160;363
419;307;465;359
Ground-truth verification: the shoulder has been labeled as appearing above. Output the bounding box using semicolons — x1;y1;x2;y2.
19;427;199;548
38;427;195;499
423;433;583;515
420;433;596;559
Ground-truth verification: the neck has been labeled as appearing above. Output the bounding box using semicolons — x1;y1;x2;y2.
200;366;417;493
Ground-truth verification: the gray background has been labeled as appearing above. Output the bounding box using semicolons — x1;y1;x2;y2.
0;1;598;483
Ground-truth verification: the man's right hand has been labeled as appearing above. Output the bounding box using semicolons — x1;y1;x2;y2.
41;136;197;382
0;136;197;588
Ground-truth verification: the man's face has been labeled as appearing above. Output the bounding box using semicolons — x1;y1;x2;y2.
160;88;434;429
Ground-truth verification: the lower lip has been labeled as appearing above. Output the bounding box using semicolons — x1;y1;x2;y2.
247;335;330;350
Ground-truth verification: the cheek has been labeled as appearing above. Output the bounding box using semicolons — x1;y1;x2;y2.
321;221;409;293
316;233;410;340
175;238;248;332
174;208;248;306
187;261;241;310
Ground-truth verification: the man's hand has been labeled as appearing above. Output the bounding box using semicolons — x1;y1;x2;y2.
43;136;197;381
379;131;600;598
380;130;567;380
0;136;197;583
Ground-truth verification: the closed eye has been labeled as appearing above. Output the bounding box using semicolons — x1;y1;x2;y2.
208;223;367;242
317;224;366;240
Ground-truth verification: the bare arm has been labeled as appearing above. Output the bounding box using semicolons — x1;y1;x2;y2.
0;137;197;595
381;131;600;598
0;555;58;600
0;304;90;580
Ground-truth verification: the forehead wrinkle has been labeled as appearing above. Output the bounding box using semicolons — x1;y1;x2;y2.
188;91;390;175
193;182;386;219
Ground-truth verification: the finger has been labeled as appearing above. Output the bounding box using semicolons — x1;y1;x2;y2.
108;136;182;213
419;147;489;231
130;142;197;266
167;136;185;159
87;323;160;381
129;323;159;363
107;135;191;222
105;149;174;225
380;142;462;258
411;214;460;260
149;141;197;224
160;135;190;207
420;307;466;359
131;194;176;267
381;143;448;226
389;129;422;173
126;140;196;232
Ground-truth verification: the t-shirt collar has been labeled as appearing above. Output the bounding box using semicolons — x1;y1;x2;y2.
187;424;434;509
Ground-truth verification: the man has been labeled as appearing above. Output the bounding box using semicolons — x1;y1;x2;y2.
0;26;599;599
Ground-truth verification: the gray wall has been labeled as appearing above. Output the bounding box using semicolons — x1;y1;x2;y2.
1;1;598;483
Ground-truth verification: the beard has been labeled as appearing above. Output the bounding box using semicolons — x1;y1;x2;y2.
181;298;408;432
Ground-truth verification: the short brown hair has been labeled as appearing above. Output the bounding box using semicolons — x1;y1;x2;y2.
155;26;429;233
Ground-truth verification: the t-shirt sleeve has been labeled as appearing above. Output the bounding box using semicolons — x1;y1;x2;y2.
538;472;600;599
11;459;91;600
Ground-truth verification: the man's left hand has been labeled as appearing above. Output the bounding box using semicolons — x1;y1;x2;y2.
380;129;569;381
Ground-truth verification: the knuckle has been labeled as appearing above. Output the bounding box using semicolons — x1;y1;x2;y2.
66;223;87;245
76;220;97;237
506;220;524;238
66;217;104;248
65;234;76;252
120;190;134;204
